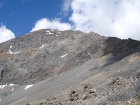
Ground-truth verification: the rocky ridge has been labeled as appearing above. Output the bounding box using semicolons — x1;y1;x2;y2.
0;29;139;85
0;29;140;105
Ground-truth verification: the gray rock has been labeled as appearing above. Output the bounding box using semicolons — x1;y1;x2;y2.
0;29;140;105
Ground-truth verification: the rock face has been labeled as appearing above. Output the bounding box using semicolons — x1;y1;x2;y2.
0;29;140;85
0;29;140;105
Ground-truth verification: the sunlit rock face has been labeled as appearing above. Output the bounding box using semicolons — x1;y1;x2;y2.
0;29;140;105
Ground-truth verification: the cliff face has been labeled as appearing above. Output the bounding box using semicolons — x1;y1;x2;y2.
0;29;140;105
0;29;139;85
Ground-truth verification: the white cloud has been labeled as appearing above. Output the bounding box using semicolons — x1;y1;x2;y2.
0;25;15;43
63;0;140;40
31;18;71;32
62;0;72;16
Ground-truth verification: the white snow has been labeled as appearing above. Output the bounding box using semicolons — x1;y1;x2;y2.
0;83;7;89
11;88;14;91
9;83;15;86
46;31;53;34
7;48;13;54
56;35;58;36
94;88;96;92
40;44;47;48
127;101;131;103
14;51;20;54
11;51;20;54
7;45;20;54
61;54;68;58
87;52;92;58
7;51;20;54
10;45;12;48
56;46;61;50
24;84;34;90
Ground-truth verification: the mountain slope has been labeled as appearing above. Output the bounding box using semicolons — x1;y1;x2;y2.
0;29;140;105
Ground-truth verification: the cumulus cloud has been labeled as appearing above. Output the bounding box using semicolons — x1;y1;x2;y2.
62;0;72;16
63;0;140;40
31;18;71;32
0;25;15;43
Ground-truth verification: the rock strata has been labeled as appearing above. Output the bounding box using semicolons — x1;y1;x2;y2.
0;29;140;105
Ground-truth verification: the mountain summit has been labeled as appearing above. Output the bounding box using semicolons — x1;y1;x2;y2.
0;29;140;105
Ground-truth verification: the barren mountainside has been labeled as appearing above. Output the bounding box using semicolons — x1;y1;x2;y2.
0;29;140;105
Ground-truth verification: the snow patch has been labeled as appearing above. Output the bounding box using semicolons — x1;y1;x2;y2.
61;54;68;58
56;46;61;50
56;35;58;36
11;88;14;91
127;101;131;103
10;45;12;48
0;83;7;89
0;99;1;102
46;31;53;34
7;51;20;54
94;88;97;92
24;84;34;90
40;44;47;48
9;83;15;86
87;52;92;58
7;45;20;54
14;51;20;54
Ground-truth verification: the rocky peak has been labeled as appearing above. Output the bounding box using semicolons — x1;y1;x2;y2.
0;29;140;85
0;29;140;105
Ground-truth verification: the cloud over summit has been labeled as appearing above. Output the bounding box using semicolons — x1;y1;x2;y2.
31;18;71;32
31;0;140;40
67;0;140;40
0;25;15;43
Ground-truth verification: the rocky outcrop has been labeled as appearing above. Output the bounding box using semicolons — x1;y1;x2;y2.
0;29;140;85
0;29;140;105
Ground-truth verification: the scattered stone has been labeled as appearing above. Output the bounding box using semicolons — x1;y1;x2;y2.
46;96;56;101
136;71;140;78
82;94;91;100
69;97;75;101
109;76;126;88
71;90;76;94
88;88;96;94
83;84;92;92
69;90;79;101
39;102;44;105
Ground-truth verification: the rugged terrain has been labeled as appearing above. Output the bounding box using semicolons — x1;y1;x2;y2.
0;29;140;105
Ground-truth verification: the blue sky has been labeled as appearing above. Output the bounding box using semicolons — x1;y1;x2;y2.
0;0;140;43
0;0;67;37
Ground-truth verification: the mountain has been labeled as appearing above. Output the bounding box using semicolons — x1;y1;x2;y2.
0;29;140;105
